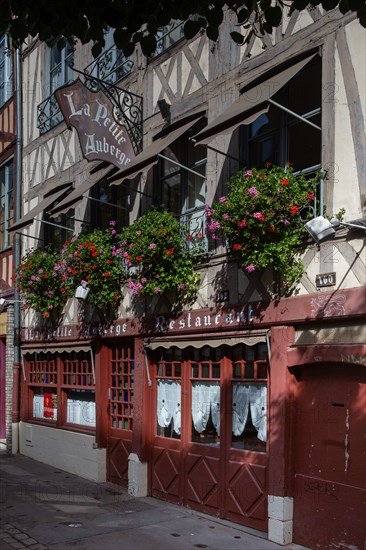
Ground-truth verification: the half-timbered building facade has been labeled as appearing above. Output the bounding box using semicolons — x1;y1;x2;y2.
2;8;365;549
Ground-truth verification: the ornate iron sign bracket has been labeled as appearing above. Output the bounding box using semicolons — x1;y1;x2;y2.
70;64;143;155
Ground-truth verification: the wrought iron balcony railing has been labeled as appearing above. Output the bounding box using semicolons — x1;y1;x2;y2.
83;45;134;86
180;206;208;254
151;20;185;59
37;92;64;134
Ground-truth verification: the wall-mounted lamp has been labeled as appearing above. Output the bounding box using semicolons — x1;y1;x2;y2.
75;284;90;300
0;298;24;313
305;215;366;244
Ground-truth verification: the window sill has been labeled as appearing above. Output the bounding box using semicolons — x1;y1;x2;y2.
24;418;96;436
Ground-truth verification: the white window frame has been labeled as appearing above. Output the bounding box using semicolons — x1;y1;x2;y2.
0;157;14;251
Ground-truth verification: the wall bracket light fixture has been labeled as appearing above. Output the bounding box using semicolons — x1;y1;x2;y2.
305;215;366;244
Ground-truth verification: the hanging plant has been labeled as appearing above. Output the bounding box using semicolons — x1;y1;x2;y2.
206;164;319;289
14;246;71;318
119;208;201;301
60;223;124;308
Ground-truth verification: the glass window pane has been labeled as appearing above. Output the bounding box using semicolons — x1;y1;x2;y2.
191;381;220;445
231;382;267;452
156;379;181;439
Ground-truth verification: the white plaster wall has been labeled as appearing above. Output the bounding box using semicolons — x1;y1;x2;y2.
333;22;366;220
19;422;106;483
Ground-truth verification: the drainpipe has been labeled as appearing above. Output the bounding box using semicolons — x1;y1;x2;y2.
11;47;22;454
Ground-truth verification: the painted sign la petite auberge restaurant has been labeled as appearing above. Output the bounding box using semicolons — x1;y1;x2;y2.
55;79;135;168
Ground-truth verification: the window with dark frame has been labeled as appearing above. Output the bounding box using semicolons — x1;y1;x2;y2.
241;56;322;174
89;179;129;230
157;119;207;244
43;191;75;249
27;351;96;429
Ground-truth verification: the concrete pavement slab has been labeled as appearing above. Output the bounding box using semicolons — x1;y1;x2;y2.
0;453;310;550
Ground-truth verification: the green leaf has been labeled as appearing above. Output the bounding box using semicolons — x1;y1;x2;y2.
348;0;365;9
230;31;245;44
321;0;340;10
140;33;157;56
184;19;202;40
206;25;219;41
265;6;283;26
339;0;350;12
237;8;250;23
206;6;224;27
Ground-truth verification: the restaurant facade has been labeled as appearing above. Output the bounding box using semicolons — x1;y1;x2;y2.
2;7;365;550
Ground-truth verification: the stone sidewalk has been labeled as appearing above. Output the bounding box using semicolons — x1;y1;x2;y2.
0;453;310;550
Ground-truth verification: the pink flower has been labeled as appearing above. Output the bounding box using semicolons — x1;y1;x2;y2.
136;230;141;236
245;264;256;272
109;220;116;226
223;213;229;221
149;243;156;249
248;186;259;197
154;287;161;294
284;219;291;226
253;212;265;220
244;170;253;177
219;196;226;202
178;283;186;290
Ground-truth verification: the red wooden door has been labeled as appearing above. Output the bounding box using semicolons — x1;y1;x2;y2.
150;344;268;531
293;364;366;549
107;343;134;486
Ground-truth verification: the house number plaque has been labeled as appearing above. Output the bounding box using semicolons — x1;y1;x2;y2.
316;272;336;287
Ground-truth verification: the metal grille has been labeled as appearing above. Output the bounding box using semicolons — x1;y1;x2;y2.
84;45;133;86
153;20;185;58
37;92;64;134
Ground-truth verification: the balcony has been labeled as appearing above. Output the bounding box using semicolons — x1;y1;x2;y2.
84;45;134;88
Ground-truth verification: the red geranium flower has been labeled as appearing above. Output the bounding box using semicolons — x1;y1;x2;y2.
166;248;174;255
233;243;241;251
103;272;111;277
280;179;289;185
238;220;247;228
136;255;143;261
290;205;299;216
307;193;315;200
269;226;276;233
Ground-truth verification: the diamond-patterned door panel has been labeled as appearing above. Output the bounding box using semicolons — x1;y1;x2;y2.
225;460;267;530
108;436;132;486
185;450;221;512
151;446;181;503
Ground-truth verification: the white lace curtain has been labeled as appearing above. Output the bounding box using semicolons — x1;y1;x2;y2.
232;383;267;442
191;382;220;435
67;399;96;426
157;380;181;435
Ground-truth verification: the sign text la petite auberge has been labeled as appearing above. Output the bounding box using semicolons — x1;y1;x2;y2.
55;79;135;168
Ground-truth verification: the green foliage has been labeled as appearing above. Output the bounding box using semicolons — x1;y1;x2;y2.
15;246;71;317
119;208;201;301
206;165;319;289
2;1;364;58
59;224;123;308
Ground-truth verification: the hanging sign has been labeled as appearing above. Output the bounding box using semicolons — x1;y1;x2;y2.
55;79;135;169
